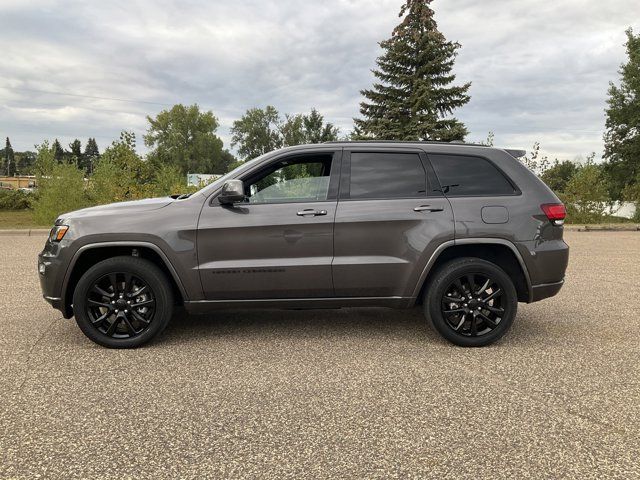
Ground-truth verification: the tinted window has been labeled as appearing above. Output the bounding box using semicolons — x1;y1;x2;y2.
349;153;426;199
428;154;516;196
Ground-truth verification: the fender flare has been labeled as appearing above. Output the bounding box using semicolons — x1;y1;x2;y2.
61;241;189;309
411;238;533;302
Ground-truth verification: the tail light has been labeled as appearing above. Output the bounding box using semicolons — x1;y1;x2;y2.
541;203;566;226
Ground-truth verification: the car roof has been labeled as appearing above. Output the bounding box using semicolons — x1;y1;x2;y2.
271;141;525;158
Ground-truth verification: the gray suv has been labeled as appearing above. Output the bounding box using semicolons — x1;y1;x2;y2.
38;142;569;348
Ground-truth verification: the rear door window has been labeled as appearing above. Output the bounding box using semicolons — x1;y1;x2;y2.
348;152;426;199
428;154;517;196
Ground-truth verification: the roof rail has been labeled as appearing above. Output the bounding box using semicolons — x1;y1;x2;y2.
323;140;488;147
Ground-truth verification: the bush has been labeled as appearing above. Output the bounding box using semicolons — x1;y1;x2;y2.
562;160;611;224
32;162;89;225
0;189;31;210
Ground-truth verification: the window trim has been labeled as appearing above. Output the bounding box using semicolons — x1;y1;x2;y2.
210;149;342;207
424;152;522;198
340;148;439;201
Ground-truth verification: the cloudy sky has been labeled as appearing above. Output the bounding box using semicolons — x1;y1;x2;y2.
0;0;638;160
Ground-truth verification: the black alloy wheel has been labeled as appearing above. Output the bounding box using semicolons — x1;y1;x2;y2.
73;256;174;348
425;257;517;347
440;273;505;337
86;272;156;339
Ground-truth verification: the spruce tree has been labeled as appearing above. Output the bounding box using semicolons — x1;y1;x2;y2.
69;139;83;168
354;0;470;141
603;28;640;200
4;137;15;176
84;138;100;174
52;139;65;163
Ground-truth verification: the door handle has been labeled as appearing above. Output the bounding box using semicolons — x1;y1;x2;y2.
414;205;444;212
297;209;328;217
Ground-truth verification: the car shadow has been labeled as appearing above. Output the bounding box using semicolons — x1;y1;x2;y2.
159;304;552;349
159;306;445;346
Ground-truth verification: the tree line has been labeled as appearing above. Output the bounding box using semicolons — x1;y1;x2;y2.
0;0;638;223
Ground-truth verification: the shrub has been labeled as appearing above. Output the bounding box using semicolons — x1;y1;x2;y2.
0;189;32;210
562;160;611;224
32;162;89;225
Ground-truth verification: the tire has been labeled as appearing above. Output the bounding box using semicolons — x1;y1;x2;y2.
424;257;517;347
73;256;174;348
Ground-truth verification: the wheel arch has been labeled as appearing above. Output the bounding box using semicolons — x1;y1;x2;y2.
61;242;188;318
412;239;532;305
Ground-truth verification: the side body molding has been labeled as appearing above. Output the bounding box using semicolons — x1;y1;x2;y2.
410;237;533;303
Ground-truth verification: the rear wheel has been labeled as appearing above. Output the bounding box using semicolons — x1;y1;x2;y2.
424;257;517;347
73;256;174;348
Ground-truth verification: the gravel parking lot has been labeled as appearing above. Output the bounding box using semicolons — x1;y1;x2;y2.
1;231;639;479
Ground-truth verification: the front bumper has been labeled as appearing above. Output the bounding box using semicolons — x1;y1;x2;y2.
38;243;73;318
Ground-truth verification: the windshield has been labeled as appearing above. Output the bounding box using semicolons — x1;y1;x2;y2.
195;153;271;197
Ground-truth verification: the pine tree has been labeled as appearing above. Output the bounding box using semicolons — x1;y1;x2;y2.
52;139;65;163
83;138;100;175
603;28;640;200
69;139;83;168
4;137;15;176
354;0;470;141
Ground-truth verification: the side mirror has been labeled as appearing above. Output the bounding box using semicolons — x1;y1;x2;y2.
218;179;245;205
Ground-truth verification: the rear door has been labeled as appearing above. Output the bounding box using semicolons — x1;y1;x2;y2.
332;148;455;298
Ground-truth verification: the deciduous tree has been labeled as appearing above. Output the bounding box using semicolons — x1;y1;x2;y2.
144;104;231;174
603;28;640;200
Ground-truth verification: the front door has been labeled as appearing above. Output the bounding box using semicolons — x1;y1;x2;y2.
197;150;341;300
332;149;455;298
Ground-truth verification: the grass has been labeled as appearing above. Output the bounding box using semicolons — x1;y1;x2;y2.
0;210;49;229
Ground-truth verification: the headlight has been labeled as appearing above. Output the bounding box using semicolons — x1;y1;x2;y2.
49;225;69;242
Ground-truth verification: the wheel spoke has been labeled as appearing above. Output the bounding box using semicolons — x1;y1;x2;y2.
131;299;154;308
478;312;498;328
476;278;491;295
444;308;465;316
87;299;112;309
485;305;504;315
470;315;478;336
106;316;121;336
129;285;147;297
453;278;464;292
131;309;151;325
92;285;113;298
484;288;502;302
454;315;466;331
443;295;464;303
91;311;110;325
122;315;138;336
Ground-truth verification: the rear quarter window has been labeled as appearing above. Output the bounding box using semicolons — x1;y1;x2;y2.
428;154;517;196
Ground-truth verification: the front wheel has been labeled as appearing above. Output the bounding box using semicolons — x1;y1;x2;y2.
73;256;174;348
425;257;518;347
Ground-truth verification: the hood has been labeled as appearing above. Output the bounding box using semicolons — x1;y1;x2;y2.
58;197;175;220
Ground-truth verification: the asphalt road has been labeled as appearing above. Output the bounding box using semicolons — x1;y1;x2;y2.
1;231;639;479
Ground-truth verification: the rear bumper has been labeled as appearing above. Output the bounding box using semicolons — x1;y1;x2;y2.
515;239;569;302
530;279;564;302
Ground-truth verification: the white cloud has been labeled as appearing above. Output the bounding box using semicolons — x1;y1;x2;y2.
0;0;637;160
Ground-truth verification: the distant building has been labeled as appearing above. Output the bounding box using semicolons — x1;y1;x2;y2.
187;173;222;188
0;175;36;190
607;201;636;219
